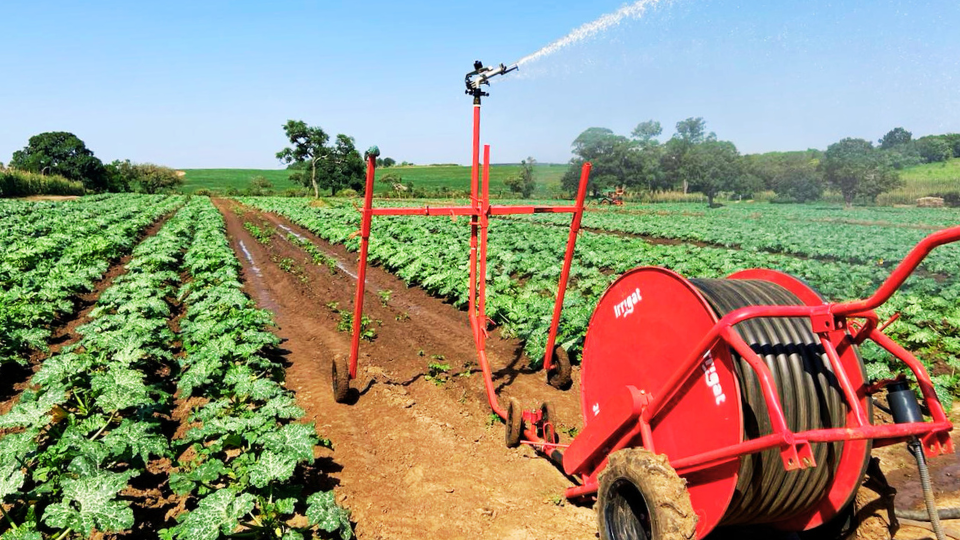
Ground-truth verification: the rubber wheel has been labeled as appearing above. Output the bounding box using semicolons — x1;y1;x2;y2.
332;354;350;403
597;448;697;540
547;345;572;389
505;397;523;448
540;401;558;443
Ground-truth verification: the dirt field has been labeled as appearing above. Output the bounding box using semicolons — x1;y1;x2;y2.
202;199;960;539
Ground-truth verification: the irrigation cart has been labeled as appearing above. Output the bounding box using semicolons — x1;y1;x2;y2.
333;61;957;539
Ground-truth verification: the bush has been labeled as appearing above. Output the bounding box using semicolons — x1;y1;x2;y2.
0;169;85;197
338;188;358;197
916;136;952;163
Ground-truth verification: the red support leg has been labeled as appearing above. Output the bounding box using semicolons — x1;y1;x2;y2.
543;162;592;371
348;154;377;379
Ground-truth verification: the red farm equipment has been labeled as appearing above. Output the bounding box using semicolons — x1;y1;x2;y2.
333;61;958;539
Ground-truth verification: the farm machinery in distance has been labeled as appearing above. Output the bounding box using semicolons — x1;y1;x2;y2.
331;60;957;539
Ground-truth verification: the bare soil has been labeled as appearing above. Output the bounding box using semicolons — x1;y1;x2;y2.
214;199;960;540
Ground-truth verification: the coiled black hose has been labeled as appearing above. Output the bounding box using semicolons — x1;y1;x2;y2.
690;279;869;526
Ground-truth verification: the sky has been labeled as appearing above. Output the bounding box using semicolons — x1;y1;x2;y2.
1;0;958;168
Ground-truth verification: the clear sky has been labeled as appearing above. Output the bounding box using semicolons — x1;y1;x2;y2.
2;0;958;168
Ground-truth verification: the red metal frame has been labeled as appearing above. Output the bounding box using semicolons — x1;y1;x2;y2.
343;94;957;536
346;102;591;422
561;227;960;502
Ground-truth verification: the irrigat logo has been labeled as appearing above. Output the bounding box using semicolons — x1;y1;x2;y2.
613;287;642;319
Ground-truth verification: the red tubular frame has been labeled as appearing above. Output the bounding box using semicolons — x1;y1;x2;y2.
345;102;592;423
344;91;957;521
560;225;960;500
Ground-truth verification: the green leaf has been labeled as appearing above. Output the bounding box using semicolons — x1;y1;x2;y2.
42;470;138;536
91;367;150;412
101;419;170;465
0;386;67;429
261;423;317;464
0;522;42;540
248;451;297;488
306;491;352;539
0;464;24;501
168;489;255;540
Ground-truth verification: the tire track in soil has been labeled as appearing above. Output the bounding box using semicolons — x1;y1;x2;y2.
214;199;597;540
0;210;177;416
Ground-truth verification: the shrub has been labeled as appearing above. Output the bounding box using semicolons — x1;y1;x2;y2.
338;188;358;197
0;169;85;197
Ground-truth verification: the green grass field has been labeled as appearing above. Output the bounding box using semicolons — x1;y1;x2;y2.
879;158;960;204
179;164;570;197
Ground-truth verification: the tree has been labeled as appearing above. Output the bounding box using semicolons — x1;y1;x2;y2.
505;158;536;198
879;127;912;149
915;136;952;163
680;140;742;207
276;120;330;198
322;134;365;195
10;131;107;191
771;166;823;203
382;157;396;168
631;120;662;146
821;138;902;207
133;164;183;194
664;117;717;193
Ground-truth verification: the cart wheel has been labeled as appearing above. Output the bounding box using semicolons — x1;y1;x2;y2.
597;448;697;540
505;397;523;448
547;345;572;389
540;401;558;443
332;354;350;403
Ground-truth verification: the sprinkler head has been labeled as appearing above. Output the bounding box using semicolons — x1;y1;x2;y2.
465;60;519;99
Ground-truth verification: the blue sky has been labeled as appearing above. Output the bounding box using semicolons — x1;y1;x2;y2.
1;0;958;168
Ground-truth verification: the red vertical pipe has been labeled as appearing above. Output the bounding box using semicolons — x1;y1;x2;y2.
543;162;592;370
479;144;491;336
348;154;377;379
468;103;481;327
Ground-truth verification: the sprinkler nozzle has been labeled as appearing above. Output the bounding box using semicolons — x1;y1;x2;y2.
465;60;519;99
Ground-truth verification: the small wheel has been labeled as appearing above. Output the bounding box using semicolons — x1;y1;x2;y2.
540;401;558;443
547;345;572;389
332;354;350;403
597;448;697;540
505;397;523;448
600;199;611;205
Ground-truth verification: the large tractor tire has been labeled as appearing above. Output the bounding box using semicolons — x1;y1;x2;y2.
597;448;698;540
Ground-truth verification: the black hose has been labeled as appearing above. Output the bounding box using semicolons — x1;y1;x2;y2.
908;438;948;540
690;279;868;526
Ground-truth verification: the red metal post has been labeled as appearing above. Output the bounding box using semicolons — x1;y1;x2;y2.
348;154;377;379
468;103;481;326
479;145;491;335
543;162;592;370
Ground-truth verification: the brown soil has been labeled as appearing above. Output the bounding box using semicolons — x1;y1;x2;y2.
0;212;174;416
216;199;597;540
214;199;958;540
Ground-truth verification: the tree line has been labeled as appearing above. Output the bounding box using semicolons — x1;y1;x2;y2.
4;131;183;194
561;120;960;207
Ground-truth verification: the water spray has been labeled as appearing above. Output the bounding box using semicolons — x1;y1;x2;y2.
514;0;664;68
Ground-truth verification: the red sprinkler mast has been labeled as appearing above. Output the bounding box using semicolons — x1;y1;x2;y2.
342;60;590;425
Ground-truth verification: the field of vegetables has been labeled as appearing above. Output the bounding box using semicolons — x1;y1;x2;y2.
238;197;960;402
0;197;350;540
3;193;960;539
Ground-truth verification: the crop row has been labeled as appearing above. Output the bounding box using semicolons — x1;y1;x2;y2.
0;198;350;540
0;194;184;365
236;197;960;400
505;204;960;274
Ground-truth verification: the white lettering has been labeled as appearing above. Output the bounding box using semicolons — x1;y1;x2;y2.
613;287;643;319
699;352;727;406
